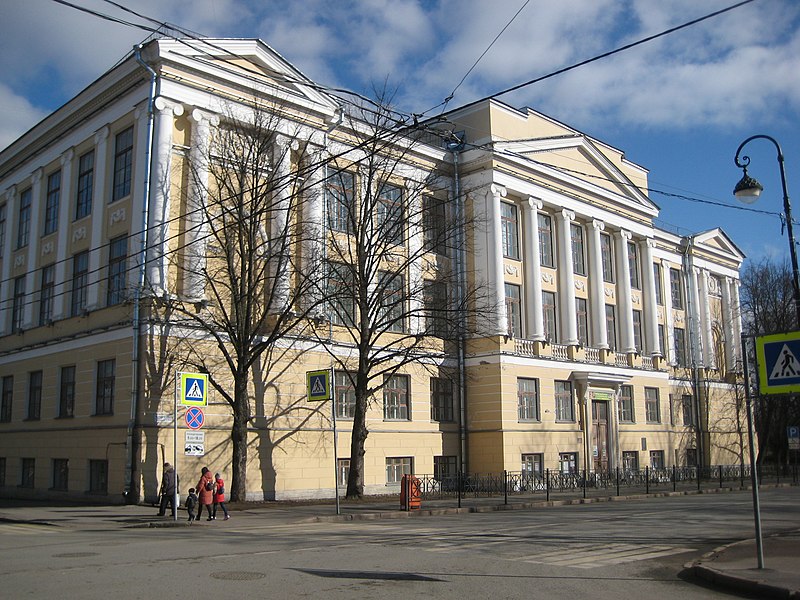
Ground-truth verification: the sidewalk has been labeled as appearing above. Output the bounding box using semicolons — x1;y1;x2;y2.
1;495;799;598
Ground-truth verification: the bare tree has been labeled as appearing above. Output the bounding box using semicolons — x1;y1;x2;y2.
313;93;484;499
160;100;325;501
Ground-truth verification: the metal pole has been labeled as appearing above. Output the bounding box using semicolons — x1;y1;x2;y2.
331;367;340;516
173;373;178;521
741;335;765;569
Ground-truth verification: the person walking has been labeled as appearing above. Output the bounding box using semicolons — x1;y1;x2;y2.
157;463;178;517
196;466;215;521
186;487;198;523
212;472;230;521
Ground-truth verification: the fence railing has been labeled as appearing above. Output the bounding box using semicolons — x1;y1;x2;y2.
413;464;799;507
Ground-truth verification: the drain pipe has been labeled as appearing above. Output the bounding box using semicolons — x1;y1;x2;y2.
125;44;158;502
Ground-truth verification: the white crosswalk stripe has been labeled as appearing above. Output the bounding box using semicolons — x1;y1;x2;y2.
0;522;61;535
520;543;696;569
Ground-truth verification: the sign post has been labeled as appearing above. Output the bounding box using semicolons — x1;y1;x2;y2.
174;372;209;521
306;369;339;515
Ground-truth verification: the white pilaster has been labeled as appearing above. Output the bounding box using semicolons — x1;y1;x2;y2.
641;238;660;356
731;279;743;367
301;145;325;314
270;135;298;312
688;266;704;366
661;258;675;363
699;269;714;368
614;230;635;353
87;126;109;310
722;276;737;371
52;149;74;321
407;181;424;334
556;209;578;345
487;184;507;335
0;186;17;335
23;169;44;328
522;197;544;340
588;219;607;349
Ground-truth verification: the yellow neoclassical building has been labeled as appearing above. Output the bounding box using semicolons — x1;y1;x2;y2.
0;38;745;503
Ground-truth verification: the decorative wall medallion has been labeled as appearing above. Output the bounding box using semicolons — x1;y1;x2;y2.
657;309;663;321
574;280;586;292
110;207;126;226
604;287;615;299
41;241;54;255
541;273;554;285
631;293;640;305
72;227;87;242
505;264;519;276
14;254;25;268
674;312;685;324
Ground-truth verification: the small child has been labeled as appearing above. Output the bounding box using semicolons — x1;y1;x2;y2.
186;487;198;523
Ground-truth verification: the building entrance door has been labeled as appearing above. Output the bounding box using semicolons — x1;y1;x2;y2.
592;400;609;472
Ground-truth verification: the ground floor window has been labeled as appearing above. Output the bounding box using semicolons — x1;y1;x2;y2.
0;457;6;486
685;448;697;467
521;453;543;475
52;458;69;491
434;455;457;480
386;457;412;484
89;459;108;494
649;450;665;470
337;459;350;487
559;452;577;474
21;458;35;488
622;450;639;472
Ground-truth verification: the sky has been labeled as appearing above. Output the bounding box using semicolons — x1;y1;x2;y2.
1;0;798;266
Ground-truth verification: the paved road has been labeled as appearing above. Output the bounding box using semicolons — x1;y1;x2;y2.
2;488;798;599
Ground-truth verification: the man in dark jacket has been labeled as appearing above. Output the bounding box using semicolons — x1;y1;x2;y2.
157;463;178;517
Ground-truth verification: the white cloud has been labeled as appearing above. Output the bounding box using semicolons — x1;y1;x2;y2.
0;84;47;151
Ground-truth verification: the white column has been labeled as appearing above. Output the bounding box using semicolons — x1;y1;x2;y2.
614;230;635;353
521;197;544;340
0;186;17;335
699;269;714;368
721;276;737;372
183;109;215;300
556;209;578;345
52;149;74;321
640;239;659;356
407;182;424;334
23;169;44;328
270;135;297;313
661;259;675;363
146;98;184;296
487;184;507;335
588;219;607;349
301;146;325;314
731;279;743;367
86;126;109;310
688;266;704;366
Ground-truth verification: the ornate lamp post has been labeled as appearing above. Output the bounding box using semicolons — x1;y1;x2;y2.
734;135;800;325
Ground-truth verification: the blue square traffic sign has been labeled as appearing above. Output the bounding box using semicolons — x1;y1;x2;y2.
756;332;800;394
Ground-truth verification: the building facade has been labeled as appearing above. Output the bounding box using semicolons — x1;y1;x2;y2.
0;38;745;502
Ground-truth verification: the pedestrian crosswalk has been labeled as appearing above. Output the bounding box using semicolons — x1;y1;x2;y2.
514;542;696;569
0;522;61;536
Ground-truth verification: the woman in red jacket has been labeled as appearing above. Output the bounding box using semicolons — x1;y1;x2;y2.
212;472;230;520
196;467;215;521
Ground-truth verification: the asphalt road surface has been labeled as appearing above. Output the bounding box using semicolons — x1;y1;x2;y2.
2;487;798;599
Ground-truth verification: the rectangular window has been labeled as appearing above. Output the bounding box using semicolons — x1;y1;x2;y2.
622;450;639;471
107;235;128;306
27;371;42;420
0;203;6;257
383;374;410;421
670;268;684;309
542;291;557;343
657;324;666;357
505;283;521;338
521;453;543;475
501;202;519;259
17;187;31;249
538;213;554;268
95;359;115;416
430;377;454;422
686;448;698;467
59;366;76;418
39;264;55;326
71;251;89;316
76;150;94;220
575;298;588;346
328;262;355;327
0;457;5;487
570;223;585;275
21;458;35;488
52;458;69;491
682;394;695;426
555;380;574;421
334;371;356;419
378;270;405;333
423;195;447;255
337;458;350;487
653;263;663;305
386;457;412;484
605;304;617;351
517;378;540;421
674;327;687;366
645;387;661;423
632;309;643;352
12;276;26;332
433;455;457;481
327;170;354;233
628;241;640;289
377;182;404;245
89;459;108;493
618;384;634;423
600;232;613;282
649;450;665;470
559;452;577;474
112;127;134;202
44;171;61;235
1;376;13;423
424;280;448;338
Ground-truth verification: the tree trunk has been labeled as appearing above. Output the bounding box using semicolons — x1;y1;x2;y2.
230;377;249;502
345;388;370;499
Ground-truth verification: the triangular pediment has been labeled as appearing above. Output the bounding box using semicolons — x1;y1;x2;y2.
692;228;745;261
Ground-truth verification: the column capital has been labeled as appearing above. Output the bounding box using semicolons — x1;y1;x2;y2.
644;238;657;249
591;219;605;232
615;229;632;241
490;183;507;198
275;133;300;152
94;125;109;144
5;185;16;201
189;108;219;127
154;96;185;116
525;196;542;211
32;168;43;184
60;148;74;167
559;208;575;222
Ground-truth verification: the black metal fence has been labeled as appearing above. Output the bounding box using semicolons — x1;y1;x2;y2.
412;463;799;508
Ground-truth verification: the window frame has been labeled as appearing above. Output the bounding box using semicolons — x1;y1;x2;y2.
628;241;640;289
44;170;61;236
542;291;557;343
538;213;554;268
600;232;614;282
575;297;588;346
334;371;356;419
632;309;643;353
76;150;94;220
27;371;42;421
430;376;454;422
39;264;55;326
554;380;575;422
618;384;634;423
501;202;519;260
12;276;26;332
517;377;540;422
605;304;617;352
327;170;354;234
17;187;32;249
328;262;355;327
505;283;521;338
1;375;13;423
670;268;684;309
570;222;585;275
376;182;404;246
674;327;687;366
88;459;108;493
95;359;116;416
59;366;76;418
52;458;69;491
21;457;35;488
111;126;134;202
107;235;128;306
71;251;89;317
653;262;664;305
645;387;661;424
383;374;410;421
423;195;447;256
385;456;412;484
378;270;406;333
0;203;6;257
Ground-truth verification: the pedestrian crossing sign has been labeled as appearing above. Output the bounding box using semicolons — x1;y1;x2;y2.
307;369;332;402
756;331;800;395
179;372;208;406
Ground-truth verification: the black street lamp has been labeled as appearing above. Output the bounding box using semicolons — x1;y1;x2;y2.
734;135;800;326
